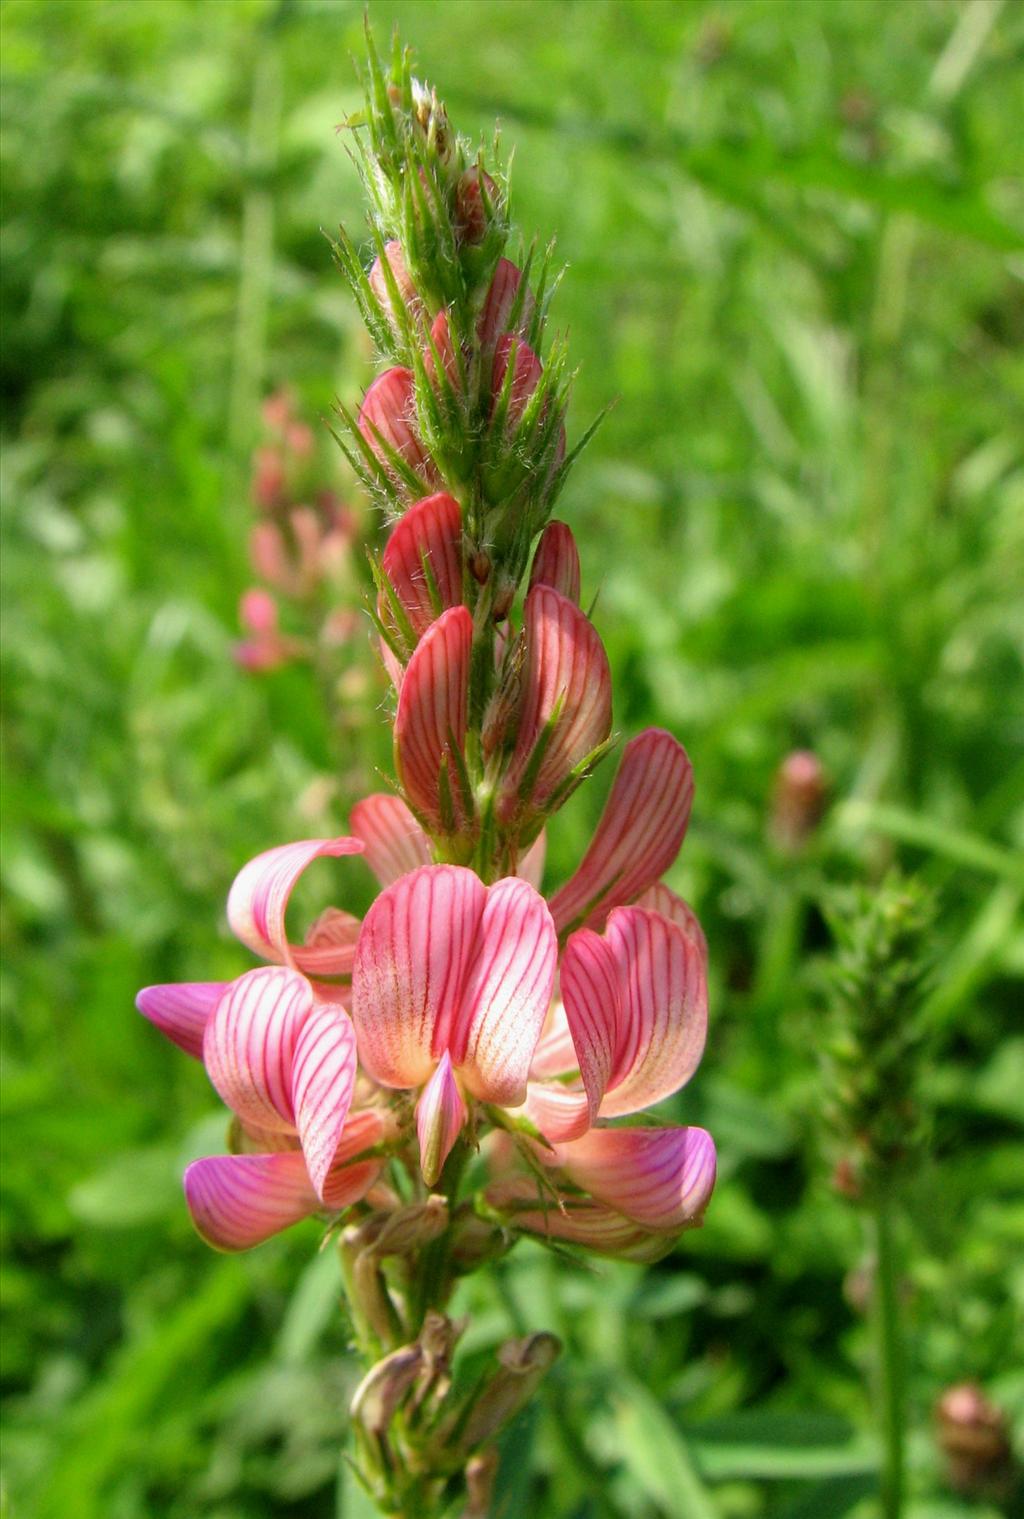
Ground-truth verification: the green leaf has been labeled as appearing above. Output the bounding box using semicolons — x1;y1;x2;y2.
614;1378;718;1519
688;1411;878;1481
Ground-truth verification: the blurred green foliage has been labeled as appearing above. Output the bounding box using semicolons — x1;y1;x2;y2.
2;1;1023;1516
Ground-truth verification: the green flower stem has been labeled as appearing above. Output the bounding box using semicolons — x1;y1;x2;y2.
872;1188;905;1519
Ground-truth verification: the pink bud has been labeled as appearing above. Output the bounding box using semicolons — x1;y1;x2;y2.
358;367;437;488
491;335;543;432
261;390;292;432
454;166;498;245
252;445;285;510
478;258;535;356
529;521;581;604
239;588;279;636
368;240;422;334
771;749;828;852
249;522;295;593
425;309;462;394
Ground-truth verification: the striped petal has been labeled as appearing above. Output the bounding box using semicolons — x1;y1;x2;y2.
379;491;463;645
352;865;487;1089
300;907;362;975
184;1152;318;1251
600;906;708;1118
350;793;433;886
634;882;707;958
553;1126;716;1232
548;730;694;934
358;367;436;485
290;1003;358;1200
227;836;365;970
521;1081;591;1143
478;258;534;355
135;981;228;1059
394;605;472;832
501;586;612;819
454;877;557;1105
202;967;312;1133
320;1157;385;1213
416;1050;467;1185
529;521;581;605
485;1178;674;1262
559;926;619;1121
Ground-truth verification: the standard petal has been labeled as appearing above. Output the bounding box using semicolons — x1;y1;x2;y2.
634;882;707;958
501;586;612;818
394;605;472;832
352;865;487;1089
529;521;581;604
135;982;228;1059
350;793;432;886
455;877;557;1106
290;1003;358;1200
416;1050;467;1186
600;906;708;1118
548;729;694;934
553;1126;716;1231
184;1152;318;1251
559;926;619;1120
226;836;365;970
379;492;463;643
203;967;313;1133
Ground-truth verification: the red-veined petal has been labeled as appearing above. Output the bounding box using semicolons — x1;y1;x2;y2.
634;881;707;958
379;491;463;642
394;605;472;832
520;1081;591;1143
559;926;619;1121
416;1050;467;1186
290;1003;358;1200
184;1152;318;1251
202;967;312;1132
548;729;694;933
553;1126;716;1231
529;521;581;604
350;793;432;886
135;982;228;1059
358;367;436;483
227;836;365;970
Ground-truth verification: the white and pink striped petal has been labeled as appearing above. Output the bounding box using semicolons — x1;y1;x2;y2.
184;1152;319;1251
416;1050;467;1186
290;1003;358;1200
202;967;312;1134
394;605;472;832
226;836;365;971
350;793;432;886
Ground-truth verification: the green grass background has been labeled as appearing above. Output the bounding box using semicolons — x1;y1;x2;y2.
2;1;1023;1516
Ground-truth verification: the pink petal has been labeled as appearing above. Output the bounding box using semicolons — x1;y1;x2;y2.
516;829;547;890
368;240;422;332
184;1152;319;1251
379;491;464;644
136;982;228;1059
290;1003;358;1201
559;926;619;1120
478;258;534;355
202;967;312;1133
600;906;708;1117
548;729;694;934
529;1003;578;1079
521;1081;592;1143
319;1158;384;1212
485;1177;673;1262
553;1126;716;1231
501;586;612;819
350;793;433;886
394;605;472;832
226;836;365;970
491;335;543;429
454;877;557;1105
529;521;581;605
352;865;487;1089
634;882;707;958
300;907;362;975
416;1050;467;1186
358;367;436;484
425;310;461;393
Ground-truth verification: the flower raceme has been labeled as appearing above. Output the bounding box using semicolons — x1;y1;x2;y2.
137;725;713;1253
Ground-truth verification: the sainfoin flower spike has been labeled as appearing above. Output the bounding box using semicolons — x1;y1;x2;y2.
138;29;715;1517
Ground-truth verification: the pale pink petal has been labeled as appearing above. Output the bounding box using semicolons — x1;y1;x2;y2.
559;926;619;1120
394;606;472;832
634;882;707;958
501;586;612;819
332;1107;392;1161
516;830;547;890
553;1126;716;1231
491;335;543;429
520;1081;592;1143
548;729;694;934
379;491;463;642
424;309;461;393
358;367;436;483
300;907;362;976
529;521;581;605
454;877;557;1106
529;1002;578;1079
600;906;708;1118
184;1152;318;1251
416;1050;467;1185
290;1003;358;1200
226;836;365;970
352;865;487;1089
350;793;433;886
135;982;228;1059
202;967;312;1133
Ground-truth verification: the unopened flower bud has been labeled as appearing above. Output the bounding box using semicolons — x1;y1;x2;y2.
479;259;536;357
936;1383;1013;1496
491;334;543;433
457;1333;561;1454
358;367;437;490
469;547;491;584
455;166;498;245
463;1446;499;1518
370;1195;449;1258
771;749;828;852
252;444;285;509
350;1344;424;1434
529;521;581;604
368;240;423;335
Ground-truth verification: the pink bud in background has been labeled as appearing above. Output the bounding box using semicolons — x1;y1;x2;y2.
455;166;498;245
261;390;293;432
285;421;314;458
234;589;304;672
358;367;437;488
935;1383;1013;1498
250;521;293;593
771;749;828;852
368;240;422;333
252;445;286;510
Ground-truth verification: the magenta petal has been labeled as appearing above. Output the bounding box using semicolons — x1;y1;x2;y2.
350;793;432;887
554;1126;717;1231
501;586;612;818
394;605;472;832
203;967;313;1133
416;1051;467;1186
380;492;463;643
548;729;694;934
184;1152;319;1251
226;836;365;969
601;906;708;1118
135;982;228;1059
529;521;581;605
290;1004;358;1200
455;876;557;1105
352;865;487;1089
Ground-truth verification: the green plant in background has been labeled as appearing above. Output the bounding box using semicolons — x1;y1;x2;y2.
2;2;1023;1517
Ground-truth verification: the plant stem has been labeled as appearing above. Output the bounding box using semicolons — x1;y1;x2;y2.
872;1188;905;1519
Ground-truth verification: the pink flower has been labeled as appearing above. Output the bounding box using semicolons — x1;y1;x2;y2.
376;491;464;683
233;589;306;672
